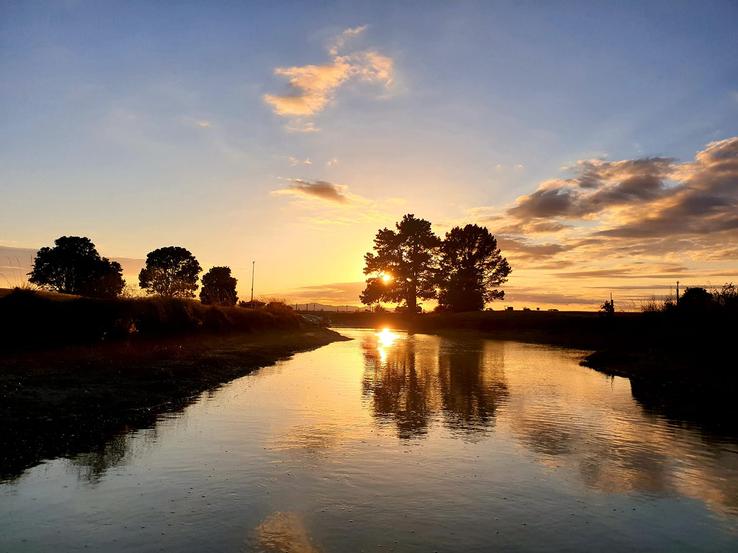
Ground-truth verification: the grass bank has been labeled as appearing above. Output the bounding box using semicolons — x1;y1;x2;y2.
0;289;347;480
0;288;308;351
1;329;346;481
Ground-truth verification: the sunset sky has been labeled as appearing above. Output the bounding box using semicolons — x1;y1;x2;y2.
2;1;738;309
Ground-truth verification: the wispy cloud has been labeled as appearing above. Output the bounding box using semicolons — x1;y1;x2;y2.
328;25;368;56
271;176;402;228
269;281;366;304
285;120;320;133
288;156;313;166
272;179;350;204
263;25;393;129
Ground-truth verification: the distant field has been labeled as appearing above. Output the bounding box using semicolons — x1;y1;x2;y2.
306;309;635;348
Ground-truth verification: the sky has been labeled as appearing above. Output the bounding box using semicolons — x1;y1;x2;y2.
2;1;738;310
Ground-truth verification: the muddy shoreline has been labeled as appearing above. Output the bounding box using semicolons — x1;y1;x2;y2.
0;327;347;481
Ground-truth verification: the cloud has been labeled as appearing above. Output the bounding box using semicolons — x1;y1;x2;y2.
490;137;738;260
497;236;570;259
285;120;320;133
270;177;401;227
263;26;393;125
598;137;738;238
502;287;597;307
328;25;368;56
264;59;354;117
507;157;675;220
272;179;349;204
273;281;366;304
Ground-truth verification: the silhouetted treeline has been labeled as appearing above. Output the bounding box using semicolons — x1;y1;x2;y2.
27;236;241;306
643;284;738;314
361;214;511;312
28;236;124;298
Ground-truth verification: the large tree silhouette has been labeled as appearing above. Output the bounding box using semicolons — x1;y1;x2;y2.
199;266;238;306
29;236;125;298
437;224;511;312
361;214;440;312
139;246;201;298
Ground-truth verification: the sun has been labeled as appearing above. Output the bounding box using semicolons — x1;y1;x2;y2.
381;273;392;283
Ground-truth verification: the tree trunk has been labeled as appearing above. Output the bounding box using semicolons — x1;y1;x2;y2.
407;279;417;313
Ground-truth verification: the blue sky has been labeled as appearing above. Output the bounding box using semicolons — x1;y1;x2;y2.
2;1;738;307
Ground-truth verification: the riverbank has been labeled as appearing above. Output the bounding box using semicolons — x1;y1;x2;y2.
0;288;310;351
0;291;347;480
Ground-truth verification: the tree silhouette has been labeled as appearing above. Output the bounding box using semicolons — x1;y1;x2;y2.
28;236;125;298
199;266;238;306
679;287;713;312
361;214;440;312
437;224;511;312
600;299;615;316
138;246;201;298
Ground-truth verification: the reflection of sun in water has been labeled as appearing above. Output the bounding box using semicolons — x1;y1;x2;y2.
377;327;398;347
376;327;398;363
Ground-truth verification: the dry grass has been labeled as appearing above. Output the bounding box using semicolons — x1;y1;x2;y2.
0;288;307;351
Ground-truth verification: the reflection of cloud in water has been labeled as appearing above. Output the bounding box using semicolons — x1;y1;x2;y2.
361;332;508;441
256;512;320;553
500;347;738;519
268;423;356;458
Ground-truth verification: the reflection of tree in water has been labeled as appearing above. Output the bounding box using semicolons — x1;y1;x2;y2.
68;425;161;483
361;332;508;440
362;334;436;439
1;394;196;483
438;338;508;439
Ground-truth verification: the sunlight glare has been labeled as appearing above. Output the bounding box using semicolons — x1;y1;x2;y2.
376;327;398;364
377;327;398;347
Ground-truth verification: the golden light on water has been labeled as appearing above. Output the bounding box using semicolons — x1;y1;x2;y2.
376;327;399;363
377;327;398;347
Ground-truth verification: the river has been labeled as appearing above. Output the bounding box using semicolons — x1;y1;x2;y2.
2;328;737;552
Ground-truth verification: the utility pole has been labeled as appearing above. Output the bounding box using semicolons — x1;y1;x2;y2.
610;292;614;312
250;260;255;303
676;280;680;306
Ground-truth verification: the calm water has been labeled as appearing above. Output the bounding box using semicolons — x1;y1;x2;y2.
2;329;738;552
